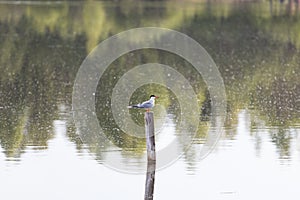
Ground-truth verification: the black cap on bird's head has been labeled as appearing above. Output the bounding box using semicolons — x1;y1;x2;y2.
150;95;158;98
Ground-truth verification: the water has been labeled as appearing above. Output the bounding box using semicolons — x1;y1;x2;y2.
1;1;300;199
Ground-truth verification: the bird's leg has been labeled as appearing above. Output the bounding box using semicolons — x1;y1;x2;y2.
146;108;149;112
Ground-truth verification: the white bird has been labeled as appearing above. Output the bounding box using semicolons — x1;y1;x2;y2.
128;95;158;112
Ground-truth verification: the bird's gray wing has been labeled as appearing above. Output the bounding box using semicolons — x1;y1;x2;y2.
141;100;150;105
140;101;152;108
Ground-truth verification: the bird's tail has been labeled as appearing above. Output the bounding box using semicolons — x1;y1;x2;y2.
127;105;139;108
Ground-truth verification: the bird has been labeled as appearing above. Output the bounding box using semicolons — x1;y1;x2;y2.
128;95;158;112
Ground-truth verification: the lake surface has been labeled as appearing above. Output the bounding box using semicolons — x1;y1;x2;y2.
1;1;300;199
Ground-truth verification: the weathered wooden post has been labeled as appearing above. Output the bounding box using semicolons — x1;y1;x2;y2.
144;111;156;200
144;161;156;200
144;112;156;161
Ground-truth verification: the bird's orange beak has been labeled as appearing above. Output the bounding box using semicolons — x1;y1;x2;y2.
155;96;159;98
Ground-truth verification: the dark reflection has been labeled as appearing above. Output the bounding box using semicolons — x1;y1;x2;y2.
271;128;292;158
0;1;299;164
0;5;85;158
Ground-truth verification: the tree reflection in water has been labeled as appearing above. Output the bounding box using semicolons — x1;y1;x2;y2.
0;1;299;164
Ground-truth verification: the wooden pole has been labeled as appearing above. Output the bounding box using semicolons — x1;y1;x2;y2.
144;112;156;161
144;161;156;200
144;111;156;200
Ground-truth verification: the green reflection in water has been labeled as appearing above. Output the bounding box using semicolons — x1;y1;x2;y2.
0;1;299;162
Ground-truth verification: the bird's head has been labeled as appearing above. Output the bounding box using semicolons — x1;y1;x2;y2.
150;95;158;99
